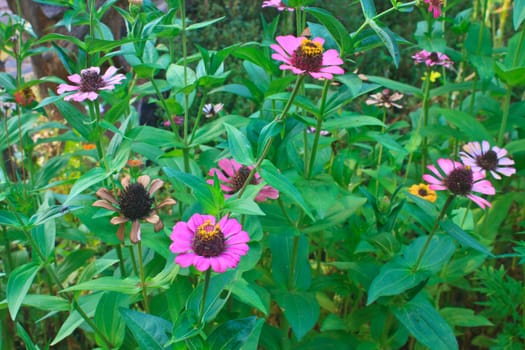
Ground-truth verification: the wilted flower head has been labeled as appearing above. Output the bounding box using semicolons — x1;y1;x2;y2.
459;141;516;180
271;35;344;80
423;158;495;209
163;116;183;128
93;175;176;243
408;183;437;203
202;103;224;118
412;50;453;69
170;214;250;273
365;89;404;109
425;0;443;18
306;126;330;136
57;66;125;102
208;158;279;202
14;87;36;106
262;0;294;11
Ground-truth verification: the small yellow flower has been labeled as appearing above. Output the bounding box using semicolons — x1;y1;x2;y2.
421;71;441;83
409;183;437;203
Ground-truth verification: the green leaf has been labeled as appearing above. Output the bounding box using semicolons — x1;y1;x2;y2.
440;307;493;327
230;280;268;315
437;108;493;142
187;17;225;31
16;323;38;350
224;123;255;165
259;160;313;220
61;276;141;294
190;115;249;147
120;308;172;350
94;292;128;349
0;210;26;227
403;235;456;273
7;263;40;320
324;114;384;130
63;167;111;206
392;294;458;350
360;0;377;17
367;21;400;67
440;220;494;256
269;231;311;291
31;223;55;261
172;309;202;342
274;291;320;341
208;317;258;350
306;7;352;54
36;33;86;50
514;0;525;30
166;64;197;90
53;99;93;140
23;294;70;312
365;76;422;96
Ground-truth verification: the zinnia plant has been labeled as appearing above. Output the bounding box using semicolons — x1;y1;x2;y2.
271;35;344;80
412;50;453;68
169;214;250;273
262;0;294;11
423;158;495;209
425;0;443;18
57;66;126;102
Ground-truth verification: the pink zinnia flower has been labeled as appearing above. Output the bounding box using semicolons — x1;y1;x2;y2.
207;158;279;202
170;214;250;273
423;158;495;209
271;35;344;80
425;0;443;18
262;0;294;11
412;50;453;69
459;141;516;180
57;66;126;102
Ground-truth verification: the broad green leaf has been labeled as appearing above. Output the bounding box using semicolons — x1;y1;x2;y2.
166;64;197;90
36;33;86;50
269;231;311;291
120;308;172;350
437;108;493;142
23;294;70;312
190;115;248;147
94;292;128;349
367;21;400;67
239;318;264;350
54;99;92;140
16;323;38;350
0;210;26;227
392;294;458;350
7;263;40;320
172;309;202;342
208;317;258;350
230;280;269;315
163;167;217;214
224;123;255;165
440;220;494;256
306;7;352;54
506;138;525;154
513;0;525;30
61;276;141;294
260;160;314;219
403;235;456;273
63;167;111;206
360;0;377;18
187;17;225;31
274;291;320;341
323;114;384;130
440;307;493;327
31;223;55;261
366;76;422;96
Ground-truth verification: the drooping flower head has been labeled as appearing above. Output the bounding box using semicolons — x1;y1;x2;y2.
208;158;279;202
262;0;294;11
93;175;176;243
408;183;437;203
271;35;344;80
170;214;250;273
365;89;404;109
202;103;224;118
412;50;453;69
459;141;516;180
14;87;36;107
425;0;443;18
423;158;495;209
57;66;126;102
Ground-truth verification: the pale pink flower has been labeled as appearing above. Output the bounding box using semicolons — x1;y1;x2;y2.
202;103;224;118
412;50;453;69
459;141;516;180
365;89;404;109
271;35;344;80
425;0;443;18
208;158;279;202
423;158;495;209
262;0;294;11
57;66;125;102
170;214;250;273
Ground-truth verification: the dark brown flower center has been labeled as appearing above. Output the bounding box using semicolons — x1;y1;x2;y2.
230;166;257;192
418;188;428;196
476;150;498;171
429;52;439;62
80;70;105;92
291;39;323;73
192;220;225;257
119;183;153;220
444;167;473;196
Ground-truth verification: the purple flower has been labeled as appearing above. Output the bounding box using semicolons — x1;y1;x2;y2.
412;50;453;69
170;214;250;273
423;158;495;209
459;141;516;180
262;0;294;11
207;158;279;202
57;66;125;102
271;35;344;80
425;0;443;18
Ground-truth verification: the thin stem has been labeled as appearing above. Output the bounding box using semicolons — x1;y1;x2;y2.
306;79;330;179
115;244;127;278
1;226;13;274
497;85;512;146
420;66;432;176
137;241;150;313
413;195;455;271
353;1;417;39
179;0;191;174
189;93;209;144
199;269;212;322
128;245;139;276
375;109;387;197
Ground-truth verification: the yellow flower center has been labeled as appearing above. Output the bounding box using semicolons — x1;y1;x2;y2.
193;219;225;257
299;39;323;56
196;220;221;240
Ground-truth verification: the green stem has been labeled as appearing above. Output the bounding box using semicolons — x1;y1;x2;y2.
189;93;209;144
128;245;139;276
199;269;212;322
306;80;330;179
287;235;300;291
420;66;432;176
179;0;190;174
137;241;150;313
375;109;387;197
497;85;512;146
115;244;127;278
1;227;13;274
353;1;417;39
237;75;305;198
413;195;455;271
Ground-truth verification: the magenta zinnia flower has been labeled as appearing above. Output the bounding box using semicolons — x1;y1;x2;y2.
425;0;443;18
412;50;453;69
262;0;294;11
57;66;126;102
208;158;279;202
459;141;516;180
170;214;250;273
423;158;495;209
271;35;344;80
